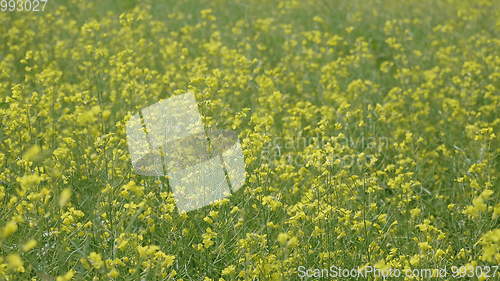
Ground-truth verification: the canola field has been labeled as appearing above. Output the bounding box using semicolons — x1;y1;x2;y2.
0;0;499;280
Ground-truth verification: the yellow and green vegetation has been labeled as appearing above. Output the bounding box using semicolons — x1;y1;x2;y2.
0;0;499;280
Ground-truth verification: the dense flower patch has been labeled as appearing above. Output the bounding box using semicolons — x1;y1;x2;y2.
0;0;498;280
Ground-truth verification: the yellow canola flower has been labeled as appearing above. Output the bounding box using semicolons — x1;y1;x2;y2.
22;239;37;252
77;105;101;125
6;254;24;272
0;1;497;280
2;221;18;238
137;245;160;257
287;236;299;248
478;229;500;264
410;208;421;218
16;174;43;189
221;265;236;275
59;188;72;207
107;268;120;278
464;189;494;218
56;270;75;281
277;232;289;246
22;144;41;161
88;252;104;270
120;181;144;197
162;254;175;268
202;228;217;249
0;186;4;202
493;204;500;220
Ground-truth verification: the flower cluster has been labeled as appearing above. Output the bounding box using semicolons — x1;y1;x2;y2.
0;0;498;280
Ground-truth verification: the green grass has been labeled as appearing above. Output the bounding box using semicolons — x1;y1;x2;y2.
0;0;498;280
